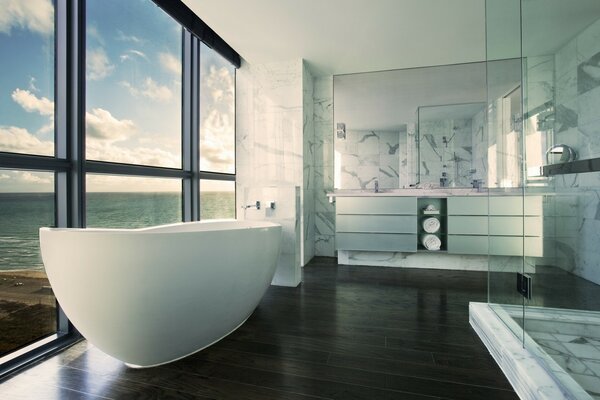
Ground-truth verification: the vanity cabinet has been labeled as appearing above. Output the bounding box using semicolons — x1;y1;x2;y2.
335;197;417;252
447;196;543;256
334;194;544;257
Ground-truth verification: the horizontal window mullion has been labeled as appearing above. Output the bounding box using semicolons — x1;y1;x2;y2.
151;0;240;68
0;152;70;172
199;171;235;181
86;160;191;179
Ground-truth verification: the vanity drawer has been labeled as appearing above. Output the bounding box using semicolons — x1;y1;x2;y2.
447;235;488;255
336;233;417;252
336;197;416;215
448;235;543;256
489;196;542;215
336;215;417;234
489;197;522;215
448;216;488;235
488;216;543;236
447;197;488;215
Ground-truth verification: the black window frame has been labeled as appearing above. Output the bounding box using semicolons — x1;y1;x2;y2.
0;0;239;378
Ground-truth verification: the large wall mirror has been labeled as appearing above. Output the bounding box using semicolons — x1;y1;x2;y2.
333;62;489;190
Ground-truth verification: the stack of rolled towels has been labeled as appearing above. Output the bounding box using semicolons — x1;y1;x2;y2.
421;215;441;250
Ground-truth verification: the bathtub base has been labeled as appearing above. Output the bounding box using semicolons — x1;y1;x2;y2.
123;315;251;369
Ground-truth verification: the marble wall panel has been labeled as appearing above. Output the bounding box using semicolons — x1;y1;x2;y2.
303;61;315;264
547;16;600;285
313;76;335;257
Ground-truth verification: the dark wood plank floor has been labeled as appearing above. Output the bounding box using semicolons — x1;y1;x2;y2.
0;258;518;399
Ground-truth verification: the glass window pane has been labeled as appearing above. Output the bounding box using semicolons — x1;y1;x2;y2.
200;44;235;174
0;1;54;156
86;0;182;168
86;175;181;228
0;170;56;357
200;180;235;220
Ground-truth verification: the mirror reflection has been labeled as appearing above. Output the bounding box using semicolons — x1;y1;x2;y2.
417;103;486;187
333;62;487;189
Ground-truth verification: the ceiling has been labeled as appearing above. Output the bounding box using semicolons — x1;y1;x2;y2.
182;0;486;76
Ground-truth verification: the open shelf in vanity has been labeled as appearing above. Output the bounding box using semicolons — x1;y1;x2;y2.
417;197;447;252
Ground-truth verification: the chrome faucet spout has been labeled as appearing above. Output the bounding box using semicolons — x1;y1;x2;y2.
241;201;261;210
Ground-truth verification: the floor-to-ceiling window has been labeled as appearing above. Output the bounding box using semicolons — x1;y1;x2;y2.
0;0;239;375
84;0;185;228
0;0;59;360
199;44;236;220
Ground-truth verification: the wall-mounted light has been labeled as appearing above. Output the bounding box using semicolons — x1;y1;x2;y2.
336;123;346;139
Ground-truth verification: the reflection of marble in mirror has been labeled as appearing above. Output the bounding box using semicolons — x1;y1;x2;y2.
334;62;487;189
335;127;406;190
418;103;486;187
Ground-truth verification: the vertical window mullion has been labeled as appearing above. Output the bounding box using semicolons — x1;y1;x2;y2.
55;0;85;336
182;30;192;222
182;30;200;222
191;36;200;221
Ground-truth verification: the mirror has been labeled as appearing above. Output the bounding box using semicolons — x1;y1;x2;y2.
333;62;487;189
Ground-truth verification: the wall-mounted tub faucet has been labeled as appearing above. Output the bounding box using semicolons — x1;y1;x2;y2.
241;201;261;210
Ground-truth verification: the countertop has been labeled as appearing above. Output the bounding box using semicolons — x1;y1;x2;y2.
327;188;527;198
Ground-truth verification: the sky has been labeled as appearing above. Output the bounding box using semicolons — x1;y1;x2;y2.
0;0;235;192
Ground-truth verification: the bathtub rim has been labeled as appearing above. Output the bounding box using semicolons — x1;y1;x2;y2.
39;219;281;234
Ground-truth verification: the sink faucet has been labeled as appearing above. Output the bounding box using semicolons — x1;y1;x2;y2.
439;172;448;188
471;179;484;191
374;179;379;193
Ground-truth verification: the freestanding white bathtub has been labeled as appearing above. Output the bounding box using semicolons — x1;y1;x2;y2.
39;220;282;368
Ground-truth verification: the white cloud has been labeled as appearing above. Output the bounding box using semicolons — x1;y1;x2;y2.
120;78;173;102
116;30;142;43
20;171;52;184
0;0;53;36
84;108;178;168
199;65;235;172
0;126;53;155
87;48;114;81
159;52;181;76
11;89;53;116
28;76;39;92
5;85;179;172
86;140;179;168
87;25;105;46
86;108;136;141
120;49;148;63
0;171;54;192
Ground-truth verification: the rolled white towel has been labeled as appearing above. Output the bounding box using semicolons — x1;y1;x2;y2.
422;217;441;233
424;204;438;212
421;234;442;250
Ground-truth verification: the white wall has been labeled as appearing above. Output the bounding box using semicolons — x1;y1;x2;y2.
236;59;304;286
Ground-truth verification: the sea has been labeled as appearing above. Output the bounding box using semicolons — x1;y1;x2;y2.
0;192;235;271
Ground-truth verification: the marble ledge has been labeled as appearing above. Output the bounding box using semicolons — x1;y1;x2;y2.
470;302;590;400
327;187;581;198
327;187;522;198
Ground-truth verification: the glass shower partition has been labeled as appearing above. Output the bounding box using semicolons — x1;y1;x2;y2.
520;0;600;397
485;0;526;343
